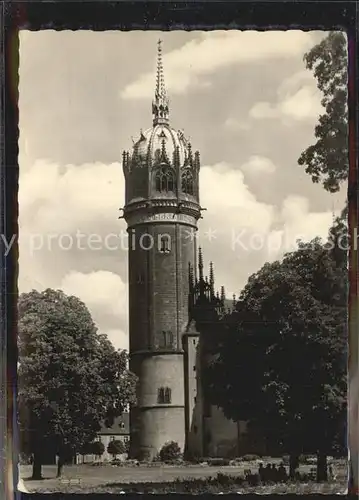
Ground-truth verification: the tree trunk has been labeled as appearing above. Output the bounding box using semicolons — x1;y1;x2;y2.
316;452;328;482
31;452;42;480
56;455;64;478
289;453;299;480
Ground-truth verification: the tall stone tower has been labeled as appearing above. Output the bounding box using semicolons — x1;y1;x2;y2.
122;40;202;460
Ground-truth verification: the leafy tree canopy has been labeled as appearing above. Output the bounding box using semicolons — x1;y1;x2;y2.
18;288;137;478
107;439;126;456
207;226;347;463
298;32;348;193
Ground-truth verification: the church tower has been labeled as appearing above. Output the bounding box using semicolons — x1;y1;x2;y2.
122;40;202;460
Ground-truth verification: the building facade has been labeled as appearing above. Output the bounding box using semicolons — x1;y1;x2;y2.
122;41;263;461
77;414;130;464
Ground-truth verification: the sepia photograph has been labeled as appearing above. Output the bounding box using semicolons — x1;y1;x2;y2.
17;29;349;494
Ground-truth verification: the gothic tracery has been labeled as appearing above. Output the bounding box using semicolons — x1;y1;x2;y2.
154;166;176;192
181;169;194;195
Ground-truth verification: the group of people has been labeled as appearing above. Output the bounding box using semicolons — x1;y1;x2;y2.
257;462;288;483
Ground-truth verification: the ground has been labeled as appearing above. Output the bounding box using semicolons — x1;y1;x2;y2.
20;459;347;494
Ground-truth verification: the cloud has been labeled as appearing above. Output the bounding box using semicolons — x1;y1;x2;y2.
264;195;334;261
121;31;316;99
241;156;277;175
197;162;334;297
18;157;335;350
61;270;129;350
19;159;123;234
249;70;324;122
61;270;127;320
223;117;250;133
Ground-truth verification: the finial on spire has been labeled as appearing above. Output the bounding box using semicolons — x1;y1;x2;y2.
220;286;225;303
153;39;169;126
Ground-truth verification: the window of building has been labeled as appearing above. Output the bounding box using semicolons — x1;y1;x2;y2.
157;387;165;403
193;365;196;372
157;387;172;404
164;387;172;404
136;272;144;284
159;330;173;349
158;235;171;253
124;436;129;443
181;170;194;195
154;167;176;192
192;339;196;345
119;422;125;429
110;436;115;441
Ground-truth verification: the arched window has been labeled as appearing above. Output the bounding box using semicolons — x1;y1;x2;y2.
154;167;176;192
181;170;194;195
159;330;173;348
158;234;171;253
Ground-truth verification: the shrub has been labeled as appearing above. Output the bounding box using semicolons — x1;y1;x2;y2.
216;472;235;486
91;440;105;456
159;441;182;462
107;439;126;458
208;457;231;466
240;454;260;462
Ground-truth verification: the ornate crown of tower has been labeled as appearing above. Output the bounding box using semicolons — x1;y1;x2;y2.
122;40;202;225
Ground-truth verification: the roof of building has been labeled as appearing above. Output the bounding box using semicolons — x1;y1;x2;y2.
98;413;130;436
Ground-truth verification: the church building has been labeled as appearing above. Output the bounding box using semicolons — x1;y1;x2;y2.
121;40;263;461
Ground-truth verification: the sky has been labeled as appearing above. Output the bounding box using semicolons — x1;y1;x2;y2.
18;30;347;350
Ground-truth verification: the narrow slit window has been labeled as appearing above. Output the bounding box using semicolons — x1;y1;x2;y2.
158;235;171;253
157;387;165;404
164;387;172;404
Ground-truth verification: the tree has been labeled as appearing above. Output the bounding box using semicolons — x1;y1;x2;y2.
298;32;348;193
107;439;126;459
18;288;137;479
159;441;182;462
207;233;347;481
91;440;105;457
124;439;130;454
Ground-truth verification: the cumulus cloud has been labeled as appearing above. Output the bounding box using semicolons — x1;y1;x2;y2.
18;30;341;352
241;156;277;175
249;70;324;122
223;117;250;133
197;162;333;297
121;31;316;99
264;195;334;261
61;270;129;350
18;159;334;350
19;160;124;234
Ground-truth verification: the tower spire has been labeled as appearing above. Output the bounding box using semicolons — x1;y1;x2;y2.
209;261;215;298
198;247;204;282
153;39;169;126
